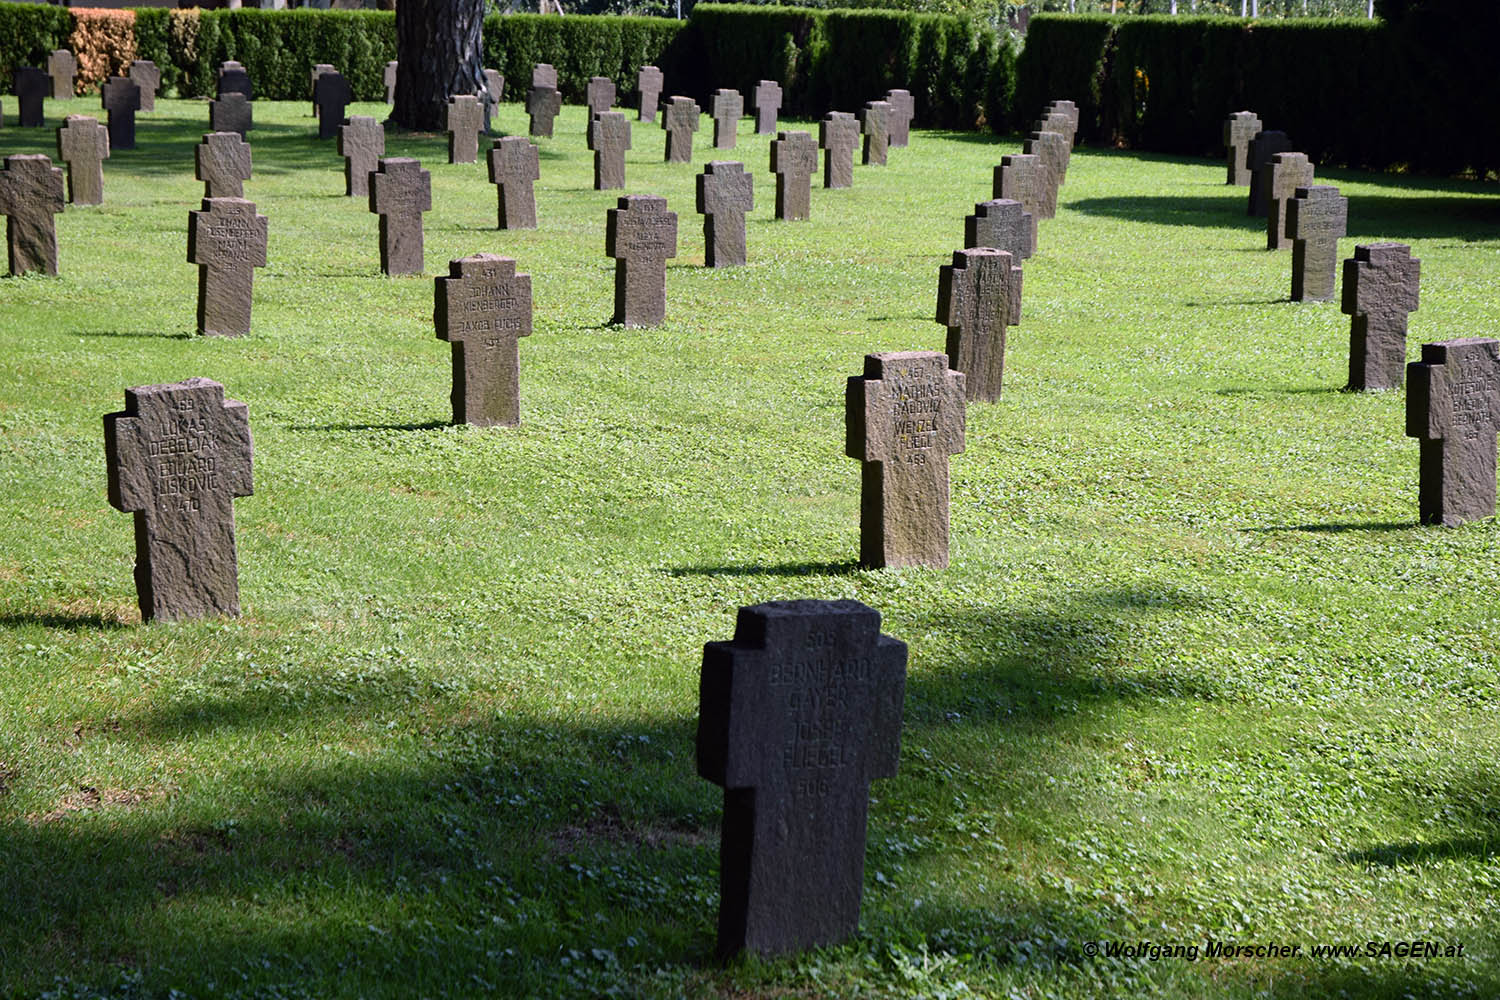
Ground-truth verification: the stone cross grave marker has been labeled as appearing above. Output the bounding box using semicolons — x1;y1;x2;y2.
195;131;252;199
993;154;1042;251
446;94;484;163
1343;242;1421;392
1407;338;1500;526
532;63;557;90
711;89;743;150
339;115;384;197
310;63;335;117
606;194;678;327
47;50;77;100
637;65;663;123
434;253;534;427
770;130;816;221
1224;111;1262;185
369;158;432;276
860;101;892;166
210;93;252;137
819;111;859;189
488;136;539;229
313;72;352;140
1246;129;1292;216
965;199;1033;262
104;377;253;623
588;111;631;190
188;196;268;337
482;69;504;131
15;67;48;127
1265;151;1314;250
697;599;907;959
846;351;967;568
56;116;109;206
664;97;700;163
586;76;615;117
753;80;782;135
885;89;914;147
0;154;66;276
101;76;141;150
1043;99;1079;146
527;64;561;138
937;247;1023;403
697;161;753;268
129;60;160;112
1023;130;1067;218
384;61;398;104
1037;110;1072;146
217;63;253;102
1287;184;1348;302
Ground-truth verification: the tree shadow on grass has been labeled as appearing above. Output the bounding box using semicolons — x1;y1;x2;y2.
0;609;130;630
287;420;449;433
1240;521;1414;534
71;329;194;340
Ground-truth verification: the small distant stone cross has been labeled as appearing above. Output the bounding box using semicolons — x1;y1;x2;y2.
1224;110;1262;185
753;80;781;135
860;101;892;166
770;130;816;221
310;63;335;116
1407;338;1500;526
15;67;48;127
696;161;753;268
384;61;398;104
993;154;1042;251
339;115;384;197
586;76;615;117
588;111;631;190
101;76;141;151
312;72;352;140
1043;99;1079;146
846;351;967;568
937;247;1022;403
711;89;742;150
434;253;534;427
129;60;160;112
1286;184;1347;302
210;93;252;137
1265;151;1314;250
188;196;268;337
56;116;109;206
664;97;700;163
637;65;663;123
488;136;539;229
885;89;914;147
527;63;562;138
0;154;66;276
217;63;253;102
481;69;504;131
532;63;558;90
446;94;484;163
103;377;254;623
369;158;432;276
605;194;678;327
819;111;859;188
1023;130;1067;218
1037;111;1072;146
965;199;1033;261
698;599;907;959
47;50;77;100
1245;129;1292;216
195;131;252;199
1343;242;1421;392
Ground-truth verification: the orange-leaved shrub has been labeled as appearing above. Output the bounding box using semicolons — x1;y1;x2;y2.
68;8;135;94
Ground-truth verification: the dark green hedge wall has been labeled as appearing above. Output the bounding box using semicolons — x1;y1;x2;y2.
1013;14;1112;141
189;9;396;102
0;3;71;90
482;13;681;104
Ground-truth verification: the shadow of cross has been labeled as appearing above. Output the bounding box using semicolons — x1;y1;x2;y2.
104;378;253;623
1406;338;1500;526
770;130;816;221
937;247;1022;403
587;111;631;191
1224;110;1262;185
488;136;539;229
605;194;677;327
860;100;892;166
100;76;141;150
711;89;742;150
1287;184;1348;302
697;599;907;959
663;97;700;163
846;351;966;569
586;76;615;117
1265;151;1314;250
1;154;66;276
753;80;781;135
1343;242;1421;392
56;116;110;206
188;197;268;338
338;116;384;197
434;254;533;427
819;111;859;189
993;154;1043;252
312;73;352;140
47;50;77;101
965;198;1034;261
446;95;484;164
696;161;753;268
369;157;431;276
196;131;251;199
637;65;663;123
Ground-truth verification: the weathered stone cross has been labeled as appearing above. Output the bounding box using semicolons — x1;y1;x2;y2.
1407;338;1500;526
434;253;534;427
1286;184;1347;302
338;115;384;197
819;111;859;189
937;247;1022;403
369;157;432;276
696;161;753;268
56;115;109;206
1343;242;1420;392
195;131;252;199
605;194;678;327
188;196;268;337
770;130;817;221
488;136;539;229
588;111;631;190
0;154;66;276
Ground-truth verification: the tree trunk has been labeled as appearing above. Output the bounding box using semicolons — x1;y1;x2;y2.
392;0;486;132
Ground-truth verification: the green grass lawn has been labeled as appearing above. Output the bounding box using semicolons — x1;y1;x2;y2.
3;93;1500;999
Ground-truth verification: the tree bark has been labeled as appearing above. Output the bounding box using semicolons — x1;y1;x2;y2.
392;0;486;132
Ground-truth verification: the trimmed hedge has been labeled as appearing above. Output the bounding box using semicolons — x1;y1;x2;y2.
189;9;396;102
482;13;680;104
1012;14;1112;141
0;3;71;89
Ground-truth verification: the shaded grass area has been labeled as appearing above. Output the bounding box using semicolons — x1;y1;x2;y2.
3;97;1500;998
